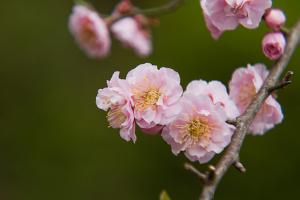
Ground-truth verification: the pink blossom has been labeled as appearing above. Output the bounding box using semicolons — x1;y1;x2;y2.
126;63;183;132
262;32;286;60
162;94;233;163
69;5;110;58
111;16;152;57
184;80;239;120
141;125;164;135
264;9;286;31
203;13;223;40
96;72;136;142
200;0;272;39
229;64;283;135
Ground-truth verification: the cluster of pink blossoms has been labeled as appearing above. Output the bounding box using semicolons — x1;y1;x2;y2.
73;0;289;164
96;63;283;163
69;0;288;61
96;63;183;142
200;0;287;60
69;1;153;59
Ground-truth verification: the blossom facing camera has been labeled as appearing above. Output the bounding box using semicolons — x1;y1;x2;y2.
229;64;283;135
111;16;152;57
200;0;272;39
265;9;286;31
126;63;183;132
69;5;111;58
184;80;239;120
162;94;233;164
96;72;136;142
262;32;286;60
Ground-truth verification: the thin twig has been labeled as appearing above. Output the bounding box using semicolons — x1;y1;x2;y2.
184;163;207;182
106;0;185;25
199;19;300;200
269;71;294;92
226;119;237;126
233;160;246;173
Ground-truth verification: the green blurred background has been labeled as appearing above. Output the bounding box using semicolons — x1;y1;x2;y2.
0;0;300;199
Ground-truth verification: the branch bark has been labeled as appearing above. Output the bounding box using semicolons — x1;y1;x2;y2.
106;0;185;25
199;19;300;200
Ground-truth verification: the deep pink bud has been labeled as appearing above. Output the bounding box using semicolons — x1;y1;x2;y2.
265;9;286;31
115;0;133;14
262;32;286;60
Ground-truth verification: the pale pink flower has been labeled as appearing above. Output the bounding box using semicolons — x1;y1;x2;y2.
126;63;183;132
69;5;110;58
203;14;223;39
262;32;286;60
162;94;233;163
141;125;164;135
200;0;272;38
111;16;152;57
229;63;283;135
96;72;136;142
264;9;286;31
184;80;239;120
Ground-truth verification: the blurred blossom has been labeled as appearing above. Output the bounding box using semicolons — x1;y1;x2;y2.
202;13;223;39
69;5;111;58
229;64;283;135
200;0;272;39
262;32;286;60
111;16;153;57
114;0;134;14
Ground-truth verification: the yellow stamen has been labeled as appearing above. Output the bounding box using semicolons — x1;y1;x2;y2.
187;119;210;139
134;88;161;111
107;107;126;128
81;24;97;44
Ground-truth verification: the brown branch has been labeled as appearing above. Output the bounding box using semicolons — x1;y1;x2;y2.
106;0;185;25
199;19;300;200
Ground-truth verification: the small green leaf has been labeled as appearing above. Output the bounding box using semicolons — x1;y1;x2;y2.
159;190;171;200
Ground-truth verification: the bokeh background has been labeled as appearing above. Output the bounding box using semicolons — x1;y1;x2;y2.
1;0;300;199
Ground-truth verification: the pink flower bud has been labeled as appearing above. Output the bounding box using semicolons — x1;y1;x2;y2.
115;0;133;14
262;32;286;60
265;9;286;31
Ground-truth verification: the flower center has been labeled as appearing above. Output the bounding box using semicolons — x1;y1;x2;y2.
187;119;209;139
134;88;161;111
265;43;281;55
229;0;249;18
107;107;126;128
80;19;97;45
